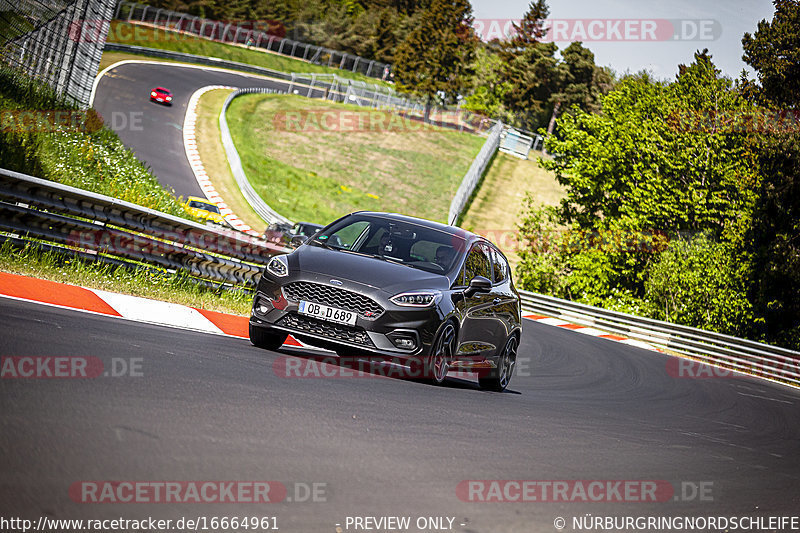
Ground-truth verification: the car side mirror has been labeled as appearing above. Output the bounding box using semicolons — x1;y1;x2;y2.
464;275;492;297
290;235;308;248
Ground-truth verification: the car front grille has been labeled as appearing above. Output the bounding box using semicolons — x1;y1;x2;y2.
276;314;375;347
282;281;384;319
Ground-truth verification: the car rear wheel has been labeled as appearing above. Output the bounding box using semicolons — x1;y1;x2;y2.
249;324;287;351
428;322;456;385
479;335;517;392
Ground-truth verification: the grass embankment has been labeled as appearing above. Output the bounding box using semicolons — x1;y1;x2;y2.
0;11;33;42
225;93;486;224
106;21;386;85
460;152;566;268
0;241;251;315
0;67;191;217
98;51;188;72
0;68;252;313
193;88;268;230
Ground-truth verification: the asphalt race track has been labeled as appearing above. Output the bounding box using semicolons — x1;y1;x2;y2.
4;61;799;531
92;61;324;199
1;297;799;531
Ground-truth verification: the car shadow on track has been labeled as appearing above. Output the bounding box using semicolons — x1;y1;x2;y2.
267;346;520;394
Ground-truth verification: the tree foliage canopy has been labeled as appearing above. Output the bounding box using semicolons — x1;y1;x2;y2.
392;0;476;104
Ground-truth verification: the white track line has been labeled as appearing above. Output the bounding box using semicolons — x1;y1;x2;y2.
183;85;263;237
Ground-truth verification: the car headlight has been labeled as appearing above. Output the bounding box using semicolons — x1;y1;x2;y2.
266;255;289;277
166;96;172;101
390;291;441;307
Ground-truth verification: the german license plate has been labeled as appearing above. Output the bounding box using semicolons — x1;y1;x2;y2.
298;301;357;326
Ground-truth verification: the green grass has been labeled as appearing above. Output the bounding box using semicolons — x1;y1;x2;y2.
0;239;252;315
460;151;566;269
0;11;33;44
225;94;486;224
98;50;189;72
106;21;387;85
0;66;193;218
193;88;269;231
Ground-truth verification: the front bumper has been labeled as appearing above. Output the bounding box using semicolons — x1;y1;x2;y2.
250;275;445;360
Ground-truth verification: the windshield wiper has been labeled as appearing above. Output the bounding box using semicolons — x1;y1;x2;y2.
368;254;419;269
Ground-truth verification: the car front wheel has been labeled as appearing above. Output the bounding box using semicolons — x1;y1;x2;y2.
249;324;287;351
428;322;456;385
479;335;517;392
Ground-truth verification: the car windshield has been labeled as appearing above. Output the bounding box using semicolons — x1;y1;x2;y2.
312;215;463;274
189;200;220;214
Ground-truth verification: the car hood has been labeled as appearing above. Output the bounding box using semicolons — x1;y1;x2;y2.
290;245;451;294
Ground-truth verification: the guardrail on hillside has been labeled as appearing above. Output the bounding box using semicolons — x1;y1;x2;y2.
101;44;499;135
520;290;800;388
219;88;293;226
113;1;392;80
0;168;288;288
448;121;503;226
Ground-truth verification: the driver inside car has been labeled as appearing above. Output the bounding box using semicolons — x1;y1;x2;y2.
434;245;454;269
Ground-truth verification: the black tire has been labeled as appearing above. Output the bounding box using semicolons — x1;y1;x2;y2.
479;335;518;392
427;321;457;385
249;324;287;351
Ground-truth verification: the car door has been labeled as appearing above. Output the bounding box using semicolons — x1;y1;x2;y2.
489;246;519;341
456;243;503;359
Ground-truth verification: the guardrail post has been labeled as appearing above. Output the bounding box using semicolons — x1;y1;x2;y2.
307;74;316;97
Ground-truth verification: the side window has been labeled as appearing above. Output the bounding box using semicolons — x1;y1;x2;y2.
325;221;369;249
463;244;492;282
491;248;508;283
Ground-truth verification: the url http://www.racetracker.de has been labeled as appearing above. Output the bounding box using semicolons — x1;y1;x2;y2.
556;515;800;531
0;516;279;532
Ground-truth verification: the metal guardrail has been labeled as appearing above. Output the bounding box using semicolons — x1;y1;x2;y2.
103;42;296;80
114;0;392;80
519;290;800;387
103;44;499;135
499;128;537;160
448;121;503;226
219;88;293;226
0;167;288;287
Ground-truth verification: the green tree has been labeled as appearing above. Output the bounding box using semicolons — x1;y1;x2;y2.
518;51;762;328
509;0;549;47
742;0;800;108
644;233;753;336
746;134;800;348
546;42;613;134
462;46;511;119
740;0;800;348
501;41;560;130
515;197;569;296
393;0;476;118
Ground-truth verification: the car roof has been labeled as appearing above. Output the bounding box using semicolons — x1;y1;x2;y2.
153;87;170;92
186;196;212;203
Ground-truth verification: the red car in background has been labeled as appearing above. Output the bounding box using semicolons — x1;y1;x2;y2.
150;87;172;105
